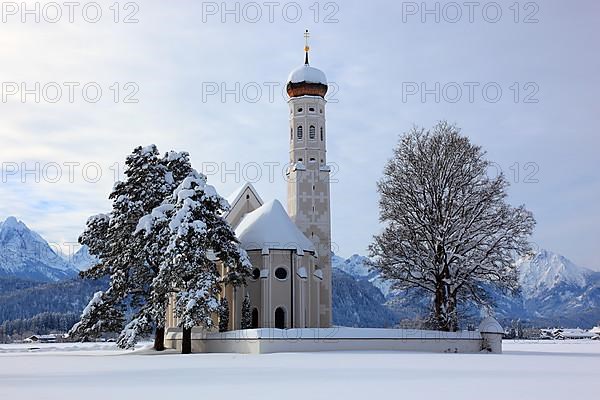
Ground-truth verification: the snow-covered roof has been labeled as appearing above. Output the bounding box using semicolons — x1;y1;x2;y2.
287;64;327;85
225;183;263;212
235;200;315;254
478;317;503;334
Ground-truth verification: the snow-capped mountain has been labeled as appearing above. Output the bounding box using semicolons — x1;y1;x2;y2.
0;217;79;282
69;246;98;271
332;267;397;327
513;250;599;327
331;254;397;327
333;249;600;328
517;249;591;298
332;254;371;277
332;253;393;297
1;215;597;328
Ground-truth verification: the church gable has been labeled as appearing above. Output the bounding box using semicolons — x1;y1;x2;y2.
224;183;263;230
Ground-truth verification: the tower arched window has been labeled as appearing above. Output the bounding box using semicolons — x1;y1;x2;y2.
297;126;303;140
320;127;324;141
309;125;316;140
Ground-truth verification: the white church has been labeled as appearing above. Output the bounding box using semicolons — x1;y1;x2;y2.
164;32;504;354
166;31;333;335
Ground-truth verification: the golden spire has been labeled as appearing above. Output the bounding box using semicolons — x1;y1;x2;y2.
304;29;310;65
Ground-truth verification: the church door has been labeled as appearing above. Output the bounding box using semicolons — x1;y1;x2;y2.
251;308;259;329
275;307;286;329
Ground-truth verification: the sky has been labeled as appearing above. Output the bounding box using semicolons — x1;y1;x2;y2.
0;0;598;269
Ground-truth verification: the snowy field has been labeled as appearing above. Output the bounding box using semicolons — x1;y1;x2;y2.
1;340;598;399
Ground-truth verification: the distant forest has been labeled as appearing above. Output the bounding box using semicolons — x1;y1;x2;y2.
0;277;106;341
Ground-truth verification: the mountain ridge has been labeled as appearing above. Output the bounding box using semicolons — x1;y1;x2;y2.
334;249;600;328
1;216;598;329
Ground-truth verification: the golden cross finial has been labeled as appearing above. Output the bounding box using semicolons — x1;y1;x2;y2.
304;29;310;65
304;29;310;52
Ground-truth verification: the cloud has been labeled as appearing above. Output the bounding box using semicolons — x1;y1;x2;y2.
0;0;598;269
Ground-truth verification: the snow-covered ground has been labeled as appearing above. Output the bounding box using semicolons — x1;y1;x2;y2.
0;340;598;399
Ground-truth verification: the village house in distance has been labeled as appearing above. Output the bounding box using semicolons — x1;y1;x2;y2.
163;32;504;354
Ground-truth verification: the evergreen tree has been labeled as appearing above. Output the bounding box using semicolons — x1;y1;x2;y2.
138;170;251;353
369;122;535;331
219;297;230;333
241;294;252;330
71;146;193;350
70;290;124;341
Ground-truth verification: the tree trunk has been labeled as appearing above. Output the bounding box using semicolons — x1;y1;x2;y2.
434;285;447;331
433;285;458;332
447;294;458;332
182;327;192;354
154;326;165;351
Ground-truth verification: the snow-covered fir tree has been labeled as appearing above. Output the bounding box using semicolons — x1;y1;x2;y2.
241;294;252;329
218;297;229;333
136;169;251;353
69;290;124;340
115;150;195;350
71;146;193;350
369;122;535;331
69;213;128;340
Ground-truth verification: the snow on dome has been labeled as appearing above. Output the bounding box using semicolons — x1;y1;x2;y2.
478;316;503;334
235;200;315;254
287;64;327;85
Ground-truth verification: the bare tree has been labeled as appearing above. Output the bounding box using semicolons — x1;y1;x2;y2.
369;122;535;331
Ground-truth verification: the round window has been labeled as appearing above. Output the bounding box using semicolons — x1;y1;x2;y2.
251;268;260;280
274;267;288;280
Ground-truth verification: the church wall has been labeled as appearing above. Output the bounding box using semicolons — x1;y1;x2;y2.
164;327;500;354
236;249;321;329
244;251;263;328
268;250;294;329
226;251;264;330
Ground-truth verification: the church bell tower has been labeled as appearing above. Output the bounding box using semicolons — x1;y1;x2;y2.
286;30;332;327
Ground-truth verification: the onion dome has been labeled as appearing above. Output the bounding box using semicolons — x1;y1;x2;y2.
286;30;328;98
